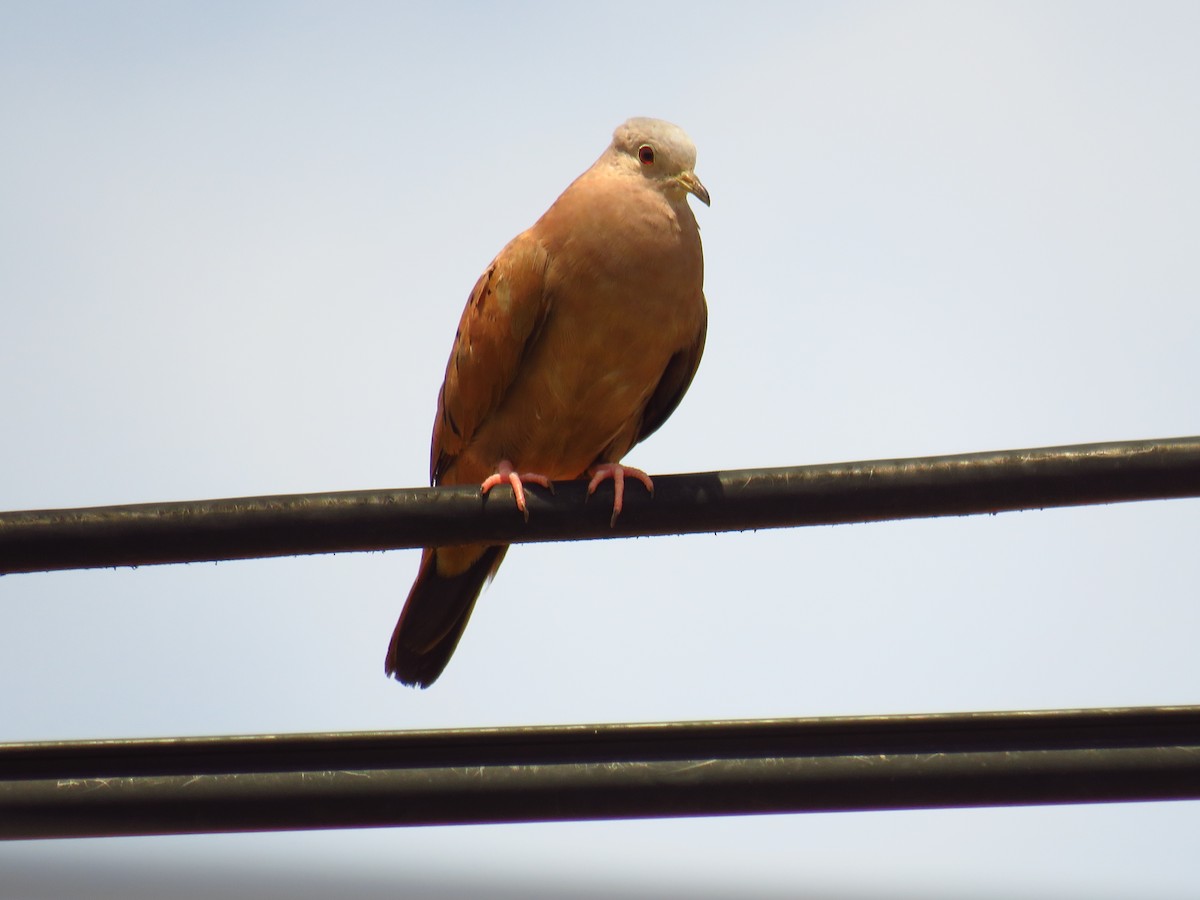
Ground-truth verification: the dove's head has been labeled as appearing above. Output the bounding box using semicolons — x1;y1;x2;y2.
611;117;710;207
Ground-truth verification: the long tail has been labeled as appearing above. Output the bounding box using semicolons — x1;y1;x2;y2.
384;544;508;688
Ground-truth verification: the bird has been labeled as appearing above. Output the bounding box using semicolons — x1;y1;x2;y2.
385;117;709;687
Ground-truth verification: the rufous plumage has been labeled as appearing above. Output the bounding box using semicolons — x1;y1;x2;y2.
386;118;709;687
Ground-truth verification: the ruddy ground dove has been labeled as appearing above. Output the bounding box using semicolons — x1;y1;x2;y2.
385;117;710;687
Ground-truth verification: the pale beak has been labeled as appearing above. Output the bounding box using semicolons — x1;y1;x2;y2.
676;171;711;207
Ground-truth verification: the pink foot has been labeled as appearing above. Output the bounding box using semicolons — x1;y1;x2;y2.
480;460;553;521
587;463;654;527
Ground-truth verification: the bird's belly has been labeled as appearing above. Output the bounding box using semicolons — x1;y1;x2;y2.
470;304;684;480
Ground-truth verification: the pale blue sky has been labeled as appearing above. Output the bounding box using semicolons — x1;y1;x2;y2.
3;2;1200;897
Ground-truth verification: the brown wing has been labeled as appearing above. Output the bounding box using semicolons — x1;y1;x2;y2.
632;296;708;447
431;234;552;485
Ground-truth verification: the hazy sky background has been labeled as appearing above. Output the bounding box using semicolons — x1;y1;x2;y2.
2;2;1199;897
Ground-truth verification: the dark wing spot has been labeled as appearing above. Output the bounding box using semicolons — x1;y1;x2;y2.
440;385;462;438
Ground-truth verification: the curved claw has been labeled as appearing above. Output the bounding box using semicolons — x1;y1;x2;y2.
586;463;654;527
481;460;553;521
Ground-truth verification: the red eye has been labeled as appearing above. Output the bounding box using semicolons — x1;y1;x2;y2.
638;144;655;165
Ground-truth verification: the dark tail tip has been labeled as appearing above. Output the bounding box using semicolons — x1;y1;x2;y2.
385;546;506;688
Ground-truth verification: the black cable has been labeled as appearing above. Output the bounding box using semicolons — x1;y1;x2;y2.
3;706;1199;839
3;436;1198;574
